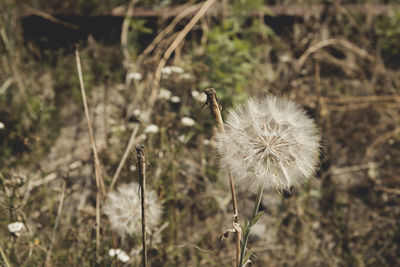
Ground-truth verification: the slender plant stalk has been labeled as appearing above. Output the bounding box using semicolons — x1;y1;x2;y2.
136;144;147;267
238;185;264;267
75;46;106;262
75;46;106;196
204;88;241;267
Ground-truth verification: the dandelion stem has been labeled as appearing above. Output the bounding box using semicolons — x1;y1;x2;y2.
239;184;264;267
204;88;241;267
136;144;148;267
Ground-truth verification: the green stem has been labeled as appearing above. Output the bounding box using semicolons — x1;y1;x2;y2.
238;185;264;267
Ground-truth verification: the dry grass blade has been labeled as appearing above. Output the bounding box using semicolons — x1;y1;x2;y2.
75;46;106;261
294;38;373;72
137;2;202;63
23;6;79;30
110;125;139;191
75;46;106;196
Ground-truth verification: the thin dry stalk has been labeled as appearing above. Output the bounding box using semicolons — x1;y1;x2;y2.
75;46;106;260
103;75;110;148
136;144;147;267
45;180;66;267
110;125;140;191
204;88;241;267
75;46;106;196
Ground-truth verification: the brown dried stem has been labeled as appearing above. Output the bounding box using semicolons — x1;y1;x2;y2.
75;46;106;261
136;144;147;267
204;88;241;267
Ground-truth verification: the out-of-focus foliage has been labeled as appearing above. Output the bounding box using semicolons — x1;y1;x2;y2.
376;11;400;68
194;0;275;104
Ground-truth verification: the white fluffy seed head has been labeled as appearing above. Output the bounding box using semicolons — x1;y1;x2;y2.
216;96;320;192
104;183;162;238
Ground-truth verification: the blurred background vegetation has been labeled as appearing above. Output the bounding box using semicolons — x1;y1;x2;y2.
1;0;400;266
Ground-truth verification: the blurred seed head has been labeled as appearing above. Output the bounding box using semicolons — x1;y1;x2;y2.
104;183;162;238
216;96;320;192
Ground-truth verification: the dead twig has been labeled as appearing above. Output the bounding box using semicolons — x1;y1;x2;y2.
204;88;241;267
294;38;373;73
23;6;79;30
365;127;400;159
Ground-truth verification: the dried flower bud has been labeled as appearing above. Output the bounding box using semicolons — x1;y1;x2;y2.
216;96;320;192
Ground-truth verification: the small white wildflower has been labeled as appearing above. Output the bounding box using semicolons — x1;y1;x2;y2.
181;117;195;127
0;122;5;129
8;222;25;236
158;88;172;100
161;66;185;75
170;96;181;103
191;90;207;102
137;134;147;142
280;54;291;63
127;72;142;81
170;66;184;74
144;124;159;134
180;73;193;80
104;183;162;238
178;134;188;144
161;66;172;75
216;96;320;192
129;165;137;172
109;249;130;263
132;109;141;117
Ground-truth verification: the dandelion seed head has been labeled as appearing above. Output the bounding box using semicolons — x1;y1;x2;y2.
216;96;320;192
104;183;162;238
